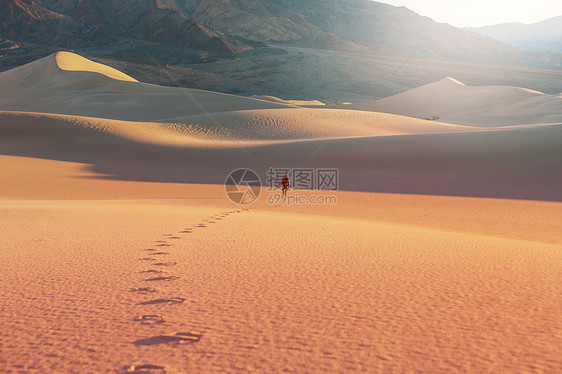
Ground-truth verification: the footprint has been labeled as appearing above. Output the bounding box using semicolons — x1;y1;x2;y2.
123;363;166;373
144;275;180;282
169;236;181;240
143;248;156;252
152;262;177;267
140;270;165;274
130;287;158;293
208;221;216;224
195;224;206;228
134;315;165;324
133;332;202;346
156;244;171;247
139;257;156;261
155;240;167;243
152;252;170;255
138;298;185;305
180;230;192;234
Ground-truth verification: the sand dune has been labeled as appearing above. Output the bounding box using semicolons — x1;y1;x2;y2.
252;95;327;107
1;52;562;373
0;53;476;142
0;52;478;146
351;77;562;126
0;52;296;121
55;51;138;82
0;108;475;147
251;95;293;103
1;53;560;201
3;53;559;130
2;109;561;201
155;109;476;141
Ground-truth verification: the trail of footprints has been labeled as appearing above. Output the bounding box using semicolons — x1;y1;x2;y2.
124;208;249;373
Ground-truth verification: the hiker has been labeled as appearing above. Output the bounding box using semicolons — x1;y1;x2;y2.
281;173;289;197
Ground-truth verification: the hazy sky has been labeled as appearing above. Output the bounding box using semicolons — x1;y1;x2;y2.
377;0;562;27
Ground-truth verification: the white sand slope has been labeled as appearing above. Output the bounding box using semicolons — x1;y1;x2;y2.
351;77;562;126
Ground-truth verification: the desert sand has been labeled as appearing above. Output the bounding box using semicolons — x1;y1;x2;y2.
1;52;561;373
350;76;562;126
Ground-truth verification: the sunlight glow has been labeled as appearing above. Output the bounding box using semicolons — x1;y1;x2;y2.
377;0;562;27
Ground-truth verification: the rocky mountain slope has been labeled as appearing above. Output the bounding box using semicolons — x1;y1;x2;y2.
2;0;257;58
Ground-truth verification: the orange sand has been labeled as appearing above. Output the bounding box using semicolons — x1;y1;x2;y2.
1;156;560;373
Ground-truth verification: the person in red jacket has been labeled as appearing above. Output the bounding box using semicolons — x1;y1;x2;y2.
281;173;290;197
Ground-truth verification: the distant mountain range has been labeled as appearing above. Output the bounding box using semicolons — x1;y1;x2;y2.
159;0;561;66
466;16;562;52
1;0;560;67
1;0;260;61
